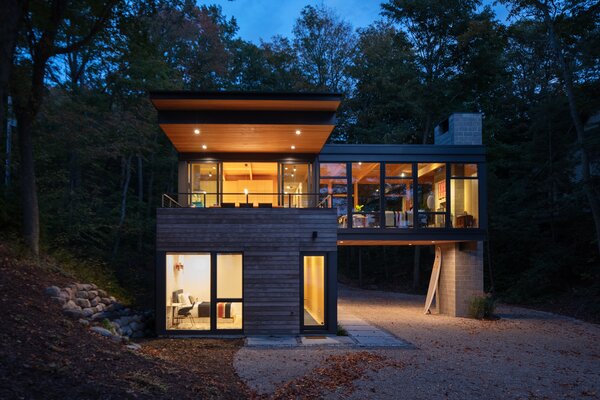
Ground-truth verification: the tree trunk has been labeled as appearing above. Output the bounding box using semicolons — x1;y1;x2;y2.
542;9;600;256
16;113;39;255
113;155;132;259
0;0;26;148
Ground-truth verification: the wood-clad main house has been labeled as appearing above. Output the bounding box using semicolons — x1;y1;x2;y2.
151;91;487;336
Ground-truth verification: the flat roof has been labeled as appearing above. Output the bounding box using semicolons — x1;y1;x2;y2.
149;91;342;153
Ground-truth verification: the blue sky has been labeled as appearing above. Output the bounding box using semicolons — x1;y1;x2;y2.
206;0;509;43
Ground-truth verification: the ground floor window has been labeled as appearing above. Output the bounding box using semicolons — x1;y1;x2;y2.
303;255;326;328
165;252;243;331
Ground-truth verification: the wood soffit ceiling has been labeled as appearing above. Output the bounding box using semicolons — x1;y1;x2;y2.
160;123;335;153
150;92;342;153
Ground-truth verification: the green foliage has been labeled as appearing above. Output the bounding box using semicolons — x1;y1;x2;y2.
102;318;115;334
336;324;348;336
468;294;497;319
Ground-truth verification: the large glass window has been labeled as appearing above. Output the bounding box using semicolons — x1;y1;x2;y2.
417;163;447;228
165;253;243;331
190;163;218;207
216;254;243;330
303;255;325;327
384;163;413;228
222;162;278;207
451;164;479;228
351;163;380;228
165;253;211;331
282;163;310;208
319;163;348;227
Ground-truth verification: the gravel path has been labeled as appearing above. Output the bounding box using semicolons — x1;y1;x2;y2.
235;286;600;399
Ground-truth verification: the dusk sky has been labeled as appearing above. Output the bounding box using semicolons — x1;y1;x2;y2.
207;0;510;43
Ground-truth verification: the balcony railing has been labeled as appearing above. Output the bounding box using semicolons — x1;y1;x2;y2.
161;192;332;209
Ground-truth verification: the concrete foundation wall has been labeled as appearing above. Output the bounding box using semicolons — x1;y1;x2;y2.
437;242;484;316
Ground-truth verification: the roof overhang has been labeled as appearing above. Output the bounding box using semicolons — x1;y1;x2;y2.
149;91;342;153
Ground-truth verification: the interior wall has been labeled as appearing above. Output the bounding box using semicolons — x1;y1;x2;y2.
165;254;211;305
217;254;243;298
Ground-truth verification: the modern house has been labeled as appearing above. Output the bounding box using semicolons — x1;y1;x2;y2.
151;91;486;336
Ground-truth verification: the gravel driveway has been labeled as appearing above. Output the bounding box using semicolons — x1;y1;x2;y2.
338;285;600;400
235;285;600;399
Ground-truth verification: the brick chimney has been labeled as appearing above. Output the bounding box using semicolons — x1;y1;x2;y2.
434;113;482;145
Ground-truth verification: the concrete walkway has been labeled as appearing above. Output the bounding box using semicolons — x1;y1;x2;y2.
338;313;412;348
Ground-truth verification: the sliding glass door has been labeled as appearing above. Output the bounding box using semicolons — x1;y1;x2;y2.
302;254;327;330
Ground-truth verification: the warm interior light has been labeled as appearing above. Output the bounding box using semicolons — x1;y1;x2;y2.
291;145;296;150
291;174;294;177
287;185;292;189
194;128;200;135
358;161;362;165
202;144;207;150
401;172;405;177
295;129;301;135
285;167;288;170
244;188;248;195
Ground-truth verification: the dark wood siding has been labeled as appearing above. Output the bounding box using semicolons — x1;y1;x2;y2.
156;208;337;335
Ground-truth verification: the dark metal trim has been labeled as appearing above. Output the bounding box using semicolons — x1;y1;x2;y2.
179;153;318;162
337;228;487;242
149;90;343;102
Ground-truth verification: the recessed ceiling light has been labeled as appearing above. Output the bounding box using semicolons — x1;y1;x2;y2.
212;166;216;169
295;129;301;135
431;241;435;243
358;162;362;165
291;174;294;177
401;172;405;177
285;167;288;170
291;145;296;150
208;173;212;177
202;144;207;150
194;128;200;135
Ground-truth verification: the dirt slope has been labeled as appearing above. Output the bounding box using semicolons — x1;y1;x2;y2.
0;242;250;399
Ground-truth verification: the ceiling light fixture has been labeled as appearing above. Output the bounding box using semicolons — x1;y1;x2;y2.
401;172;405;177
358;161;362;165
194;128;200;135
285;167;288;170
202;144;207;150
295;129;301;135
291;145;296;150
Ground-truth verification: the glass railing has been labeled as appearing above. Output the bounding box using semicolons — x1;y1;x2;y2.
161;193;332;209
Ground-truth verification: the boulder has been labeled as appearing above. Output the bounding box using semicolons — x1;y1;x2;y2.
44;286;61;297
76;291;89;299
81;308;95;317
90;326;112;337
89;297;100;307
59;291;70;300
110;334;122;343
62;300;79;310
98;289;107;298
88;290;98;298
131;331;145;339
90;284;98;290
51;296;66;305
129;321;140;332
75;298;91;308
78;319;89;326
126;343;142;351
109;296;117;303
96;303;105;312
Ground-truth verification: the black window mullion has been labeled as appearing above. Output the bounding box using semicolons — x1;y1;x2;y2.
210;252;217;332
446;163;451;228
347;163;353;229
380;163;385;229
412;163;418;230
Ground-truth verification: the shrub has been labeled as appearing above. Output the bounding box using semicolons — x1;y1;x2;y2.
337;324;348;336
468;294;497;319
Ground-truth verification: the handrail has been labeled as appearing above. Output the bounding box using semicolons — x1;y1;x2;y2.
162;193;182;208
161;192;333;209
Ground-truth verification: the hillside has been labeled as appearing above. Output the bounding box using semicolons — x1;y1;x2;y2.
0;241;250;399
